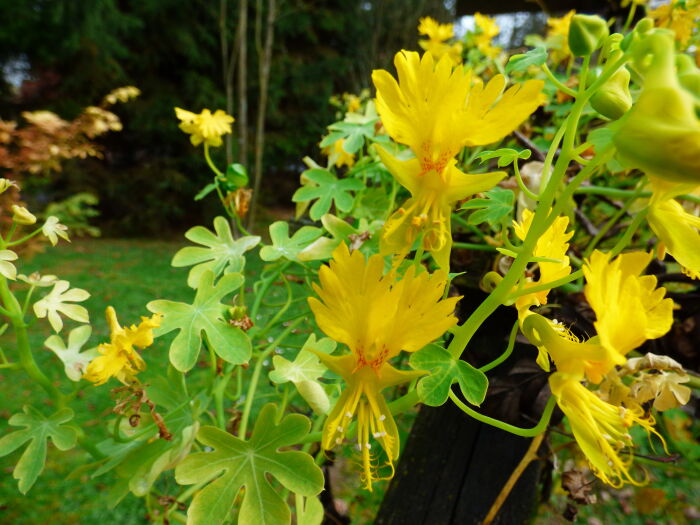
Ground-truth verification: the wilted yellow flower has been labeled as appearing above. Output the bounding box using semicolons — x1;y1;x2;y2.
0;179;19;194
103;86;141;105
549;372;657;487
83;306;162;386
174;107;234;147
547;10;576;63
372;50;544;267
418;16;463;64
308;243;459;490
322;138;355;168
473;13;501;58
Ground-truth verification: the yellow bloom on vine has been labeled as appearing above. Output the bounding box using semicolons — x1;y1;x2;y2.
322;138;355;169
418;17;463;64
372;50;544;267
648;0;700;47
522;250;673;383
308;243;459;490
512;210;572;311
549;372;657;487
174;107;234;147
83;306;162;386
546;10;575;63
473;13;500;58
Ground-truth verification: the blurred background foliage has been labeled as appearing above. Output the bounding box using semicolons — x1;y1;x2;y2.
0;0;456;235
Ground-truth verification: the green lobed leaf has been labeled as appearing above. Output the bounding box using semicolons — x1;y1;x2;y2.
194;182;217;201
505;46;547;74
175;403;324;525
147;271;252;372
292;169;365;221
259;221;323;262
0;406;77;493
410;344;488;407
172;216;260;288
297;496;324;525
460;187;515;226
477;148;531;167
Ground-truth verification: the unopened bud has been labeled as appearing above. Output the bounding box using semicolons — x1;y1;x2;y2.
12;205;36;225
590;67;632;120
569;14;609;57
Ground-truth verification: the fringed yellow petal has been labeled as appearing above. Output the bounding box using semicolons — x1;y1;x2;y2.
647;198;700;279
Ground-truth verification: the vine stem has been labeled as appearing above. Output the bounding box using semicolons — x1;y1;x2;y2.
238;317;304;438
481;431;546;525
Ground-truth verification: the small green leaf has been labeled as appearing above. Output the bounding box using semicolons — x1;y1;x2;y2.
410;344;488;407
44;325;98;381
292;169;365;220
0;406;77;493
194;182;217;201
147;271;251;372
172;216;260;288
326;119;378;154
175;404;324;525
477;148;531;167
506;46;547;74
460;187;515;226
297;496;324;525
259;221;323;262
269;335;335;415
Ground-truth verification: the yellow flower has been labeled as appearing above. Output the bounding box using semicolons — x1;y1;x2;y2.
649;0;700;47
322;139;355;168
473;13;501;58
372;50;544;267
583;250;674;362
103;86;141;105
522;250;673;383
418;17;463;65
512;210;572;311
174;107;234;147
83;306;162;386
549;372;656;487
546;10;575;63
308;243;459;489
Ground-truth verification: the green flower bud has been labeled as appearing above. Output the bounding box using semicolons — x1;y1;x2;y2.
676;54;700;100
569;14;609;57
612;32;700;184
591;67;632;119
634;17;654;35
11;205;37;225
601;33;624;62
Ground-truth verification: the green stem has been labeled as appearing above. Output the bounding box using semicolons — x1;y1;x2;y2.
542;64;577;97
479;321;519;373
203;143;225;177
6;226;43;247
513;162;539;201
452;242;498;252
238;318;305;438
583;185;644;257
449;391;556;437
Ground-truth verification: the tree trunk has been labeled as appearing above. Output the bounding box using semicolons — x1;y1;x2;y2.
236;0;249;168
248;0;276;230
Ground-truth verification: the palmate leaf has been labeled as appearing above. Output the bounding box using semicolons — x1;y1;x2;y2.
0;406;77;493
292;169;364;221
410;344;488;407
147;271;251;372
172;216;260;288
175;404;324;525
460;187;515;226
259;221;323;262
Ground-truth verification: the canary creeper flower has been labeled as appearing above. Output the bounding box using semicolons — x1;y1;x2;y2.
174;107;234;147
417;17;463;65
308;243;459;490
473;13;501;58
83;306;162;386
322;138;355;168
372;50;544;267
512;210;573;312
549;372;657;487
648;0;700;47
546;10;576;63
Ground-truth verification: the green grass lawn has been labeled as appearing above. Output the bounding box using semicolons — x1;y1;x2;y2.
0;238;194;524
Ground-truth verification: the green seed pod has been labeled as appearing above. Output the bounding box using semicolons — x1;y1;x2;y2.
591;67;633;119
569;14;609;57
